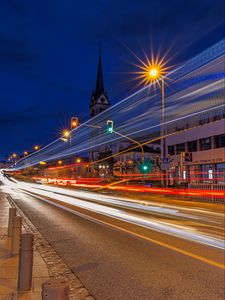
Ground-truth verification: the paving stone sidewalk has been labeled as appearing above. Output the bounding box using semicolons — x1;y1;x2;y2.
0;193;95;300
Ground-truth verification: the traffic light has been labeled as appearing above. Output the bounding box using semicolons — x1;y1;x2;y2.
106;120;114;133
139;161;152;174
71;117;79;129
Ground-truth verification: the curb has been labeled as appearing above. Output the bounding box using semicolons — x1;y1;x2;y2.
7;194;95;300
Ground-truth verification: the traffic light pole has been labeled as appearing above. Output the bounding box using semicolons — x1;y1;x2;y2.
113;130;144;163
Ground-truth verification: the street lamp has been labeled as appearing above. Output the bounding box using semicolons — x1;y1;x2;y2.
39;161;46;176
34;145;40;151
147;65;167;187
134;52;170;186
60;130;70;142
63;130;70;138
61;130;72;160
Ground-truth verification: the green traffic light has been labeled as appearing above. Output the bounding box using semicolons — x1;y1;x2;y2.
106;120;114;133
139;161;152;173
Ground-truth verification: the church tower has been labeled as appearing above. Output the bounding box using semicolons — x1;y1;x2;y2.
90;47;110;118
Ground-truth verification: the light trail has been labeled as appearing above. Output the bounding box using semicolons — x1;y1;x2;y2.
1;173;224;251
6;39;225;170
32;176;225;199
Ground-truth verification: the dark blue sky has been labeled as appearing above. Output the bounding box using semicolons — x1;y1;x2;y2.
0;0;224;159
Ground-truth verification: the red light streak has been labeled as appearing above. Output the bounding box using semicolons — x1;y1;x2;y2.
33;177;225;199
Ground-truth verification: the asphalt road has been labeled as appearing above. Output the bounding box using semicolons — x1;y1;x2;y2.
1;175;224;300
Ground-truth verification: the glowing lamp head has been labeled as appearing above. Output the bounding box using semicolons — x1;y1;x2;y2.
149;68;158;78
34;145;39;151
63;130;70;138
76;158;81;163
133;51;169;88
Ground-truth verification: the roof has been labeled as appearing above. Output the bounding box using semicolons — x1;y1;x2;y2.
119;145;160;154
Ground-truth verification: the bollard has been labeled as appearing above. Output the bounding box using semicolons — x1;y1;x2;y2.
42;278;69;300
18;233;34;291
11;216;22;255
8;207;17;237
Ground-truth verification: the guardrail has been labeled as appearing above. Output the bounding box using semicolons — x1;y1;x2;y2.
188;184;225;203
189;184;225;190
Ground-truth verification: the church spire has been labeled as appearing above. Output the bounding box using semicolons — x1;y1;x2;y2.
90;45;110;117
95;44;104;98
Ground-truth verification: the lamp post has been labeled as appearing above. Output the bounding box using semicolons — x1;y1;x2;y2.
133;49;169;186
62;130;71;150
161;78;167;187
147;68;167;187
61;130;73;167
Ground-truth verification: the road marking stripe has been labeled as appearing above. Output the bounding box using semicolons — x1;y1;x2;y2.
23;190;225;270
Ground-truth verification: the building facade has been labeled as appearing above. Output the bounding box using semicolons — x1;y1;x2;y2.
165;108;225;188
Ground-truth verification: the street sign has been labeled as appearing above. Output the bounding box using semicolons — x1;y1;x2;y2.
183;152;192;163
162;157;169;164
161;157;169;170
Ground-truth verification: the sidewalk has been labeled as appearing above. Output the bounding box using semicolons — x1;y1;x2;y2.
0;193;94;300
0;193;51;299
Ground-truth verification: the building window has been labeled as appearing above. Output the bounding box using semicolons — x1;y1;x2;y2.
202;164;213;183
216;163;225;184
214;134;225;148
187;140;197;152
208;169;213;180
176;143;185;154
200;137;211;150
168;145;175;155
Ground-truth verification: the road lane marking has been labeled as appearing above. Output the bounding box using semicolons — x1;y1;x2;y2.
22;190;225;270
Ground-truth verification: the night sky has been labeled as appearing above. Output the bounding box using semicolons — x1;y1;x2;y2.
0;0;224;159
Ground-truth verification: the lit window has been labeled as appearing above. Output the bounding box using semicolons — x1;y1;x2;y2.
208;169;213;180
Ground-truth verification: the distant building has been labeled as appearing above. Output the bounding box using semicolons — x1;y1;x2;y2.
0;160;10;169
166;107;225;188
113;145;160;176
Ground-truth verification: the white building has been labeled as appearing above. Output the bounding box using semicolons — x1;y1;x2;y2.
165;108;225;188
